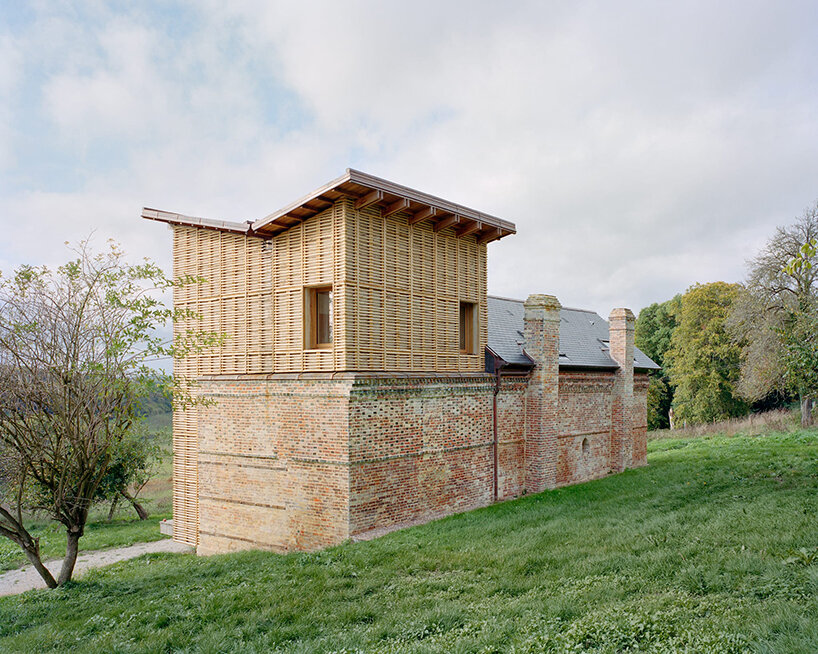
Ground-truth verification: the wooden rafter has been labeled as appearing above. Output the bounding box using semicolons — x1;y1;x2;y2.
409;207;437;225
433;214;460;232
456;220;482;238
355;189;384;210
478;227;502;244
383;198;411;217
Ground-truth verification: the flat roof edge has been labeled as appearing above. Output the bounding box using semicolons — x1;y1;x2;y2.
141;208;250;235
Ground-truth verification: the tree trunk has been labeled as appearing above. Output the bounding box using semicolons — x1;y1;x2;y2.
801;396;814;428
107;495;120;521
0;506;58;588
58;529;81;586
121;489;149;520
22;539;58;589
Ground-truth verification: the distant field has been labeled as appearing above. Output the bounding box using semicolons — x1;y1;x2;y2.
2;429;817;653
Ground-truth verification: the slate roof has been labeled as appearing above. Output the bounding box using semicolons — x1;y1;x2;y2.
486;296;660;371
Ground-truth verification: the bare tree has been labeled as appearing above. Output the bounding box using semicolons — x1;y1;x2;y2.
729;202;818;426
0;240;215;587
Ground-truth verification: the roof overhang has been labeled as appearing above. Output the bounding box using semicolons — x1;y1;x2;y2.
141;208;251;235
251;168;516;242
142;169;516;243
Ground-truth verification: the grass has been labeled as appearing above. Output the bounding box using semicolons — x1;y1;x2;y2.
1;430;817;653
0;411;173;572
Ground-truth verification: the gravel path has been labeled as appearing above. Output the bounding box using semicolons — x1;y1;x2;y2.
0;539;193;596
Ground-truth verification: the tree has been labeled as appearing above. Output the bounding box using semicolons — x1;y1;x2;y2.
98;427;161;521
635;295;681;429
729;202;818;426
635;295;681;368
665;282;747;425
0;241;214;588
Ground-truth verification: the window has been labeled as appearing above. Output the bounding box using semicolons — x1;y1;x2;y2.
306;286;333;349
459;301;475;354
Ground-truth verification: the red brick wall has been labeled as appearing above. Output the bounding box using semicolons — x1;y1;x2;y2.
632;373;649;467
496;376;527;499
556;371;615;486
196;375;353;555
348;374;495;536
523;295;562;492
193;366;651;555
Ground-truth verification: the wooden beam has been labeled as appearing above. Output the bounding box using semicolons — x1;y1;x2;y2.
456;220;482;238
383;197;411;217
355;189;384;210
433;214;460;232
409;207;437;225
478;227;502;244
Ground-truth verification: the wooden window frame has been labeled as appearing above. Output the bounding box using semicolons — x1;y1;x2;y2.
459;301;476;354
305;285;333;350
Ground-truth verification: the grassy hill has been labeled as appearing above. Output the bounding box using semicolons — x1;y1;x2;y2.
1;431;817;653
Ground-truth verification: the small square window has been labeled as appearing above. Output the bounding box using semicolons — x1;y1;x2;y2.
459;301;476;354
306;286;333;349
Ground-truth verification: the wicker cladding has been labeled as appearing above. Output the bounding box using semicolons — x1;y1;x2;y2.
170;197;488;545
343;197;487;372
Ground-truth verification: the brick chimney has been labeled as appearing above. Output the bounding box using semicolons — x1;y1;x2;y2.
523;294;561;493
608;308;635;472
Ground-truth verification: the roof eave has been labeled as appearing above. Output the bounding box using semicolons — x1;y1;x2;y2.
251;168;517;242
141;208;251;235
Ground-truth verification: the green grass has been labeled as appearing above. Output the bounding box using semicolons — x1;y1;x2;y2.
2;430;817;653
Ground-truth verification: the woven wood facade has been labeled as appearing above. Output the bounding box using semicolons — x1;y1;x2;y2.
170;198;489;545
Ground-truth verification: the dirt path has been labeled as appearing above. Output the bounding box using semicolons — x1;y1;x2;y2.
0;539;193;596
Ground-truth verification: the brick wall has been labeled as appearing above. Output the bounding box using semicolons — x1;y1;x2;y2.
196;375;353;555
496;376;527;500
348;374;495;536
193;362;650;554
632;372;649;467
523;295;562;492
556;371;615;486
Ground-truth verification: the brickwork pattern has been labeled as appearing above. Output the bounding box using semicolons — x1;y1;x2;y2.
556;371;616;486
608;308;636;472
347;374;495;535
496;377;527;500
523;295;562;492
195;376;352;555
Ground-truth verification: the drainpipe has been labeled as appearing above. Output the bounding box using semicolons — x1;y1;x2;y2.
492;355;505;502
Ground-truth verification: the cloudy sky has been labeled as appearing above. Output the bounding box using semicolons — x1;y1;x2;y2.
1;1;817;316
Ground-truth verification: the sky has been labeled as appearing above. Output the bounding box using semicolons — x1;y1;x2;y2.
1;0;817;317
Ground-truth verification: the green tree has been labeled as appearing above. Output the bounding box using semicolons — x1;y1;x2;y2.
665;282;747;425
729;203;818;426
0;241;215;588
635;295;681;367
635;295;680;429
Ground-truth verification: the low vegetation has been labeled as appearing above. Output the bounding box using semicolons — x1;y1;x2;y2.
1;429;816;653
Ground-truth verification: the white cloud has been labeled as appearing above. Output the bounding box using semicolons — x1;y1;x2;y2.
2;0;818;318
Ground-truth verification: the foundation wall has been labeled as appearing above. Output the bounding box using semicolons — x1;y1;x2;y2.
191;367;650;555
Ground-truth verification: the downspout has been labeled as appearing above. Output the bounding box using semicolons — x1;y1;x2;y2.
492;355;506;502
